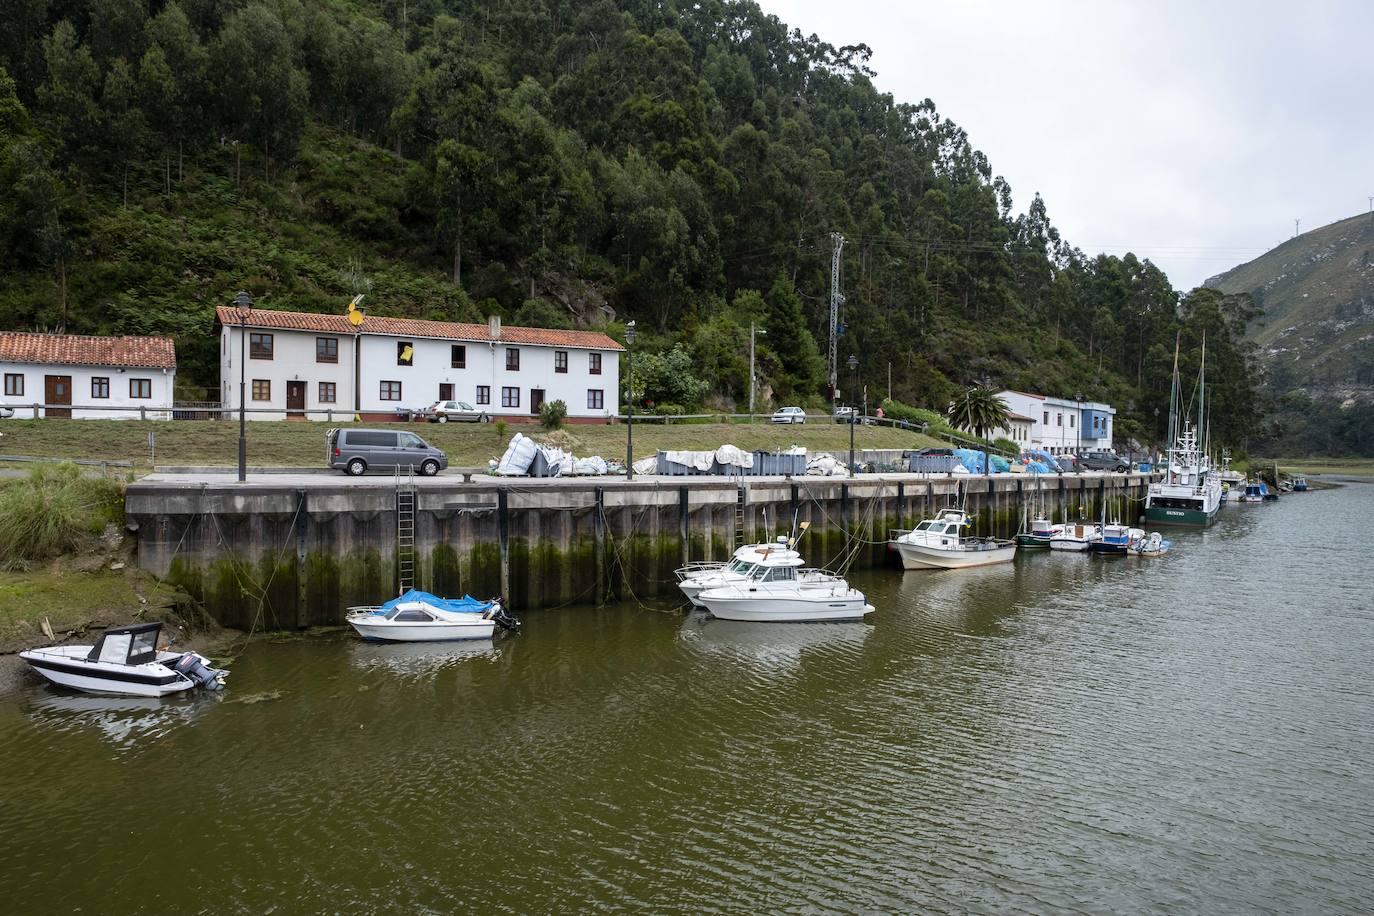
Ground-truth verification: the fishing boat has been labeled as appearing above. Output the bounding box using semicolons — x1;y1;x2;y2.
346;590;519;642
1088;523;1145;555
1050;520;1103;552
889;508;1017;569
1015;516;1062;548
19;622;228;697
1238;481;1267;503
1143;336;1223;527
1129;531;1172;558
676;530;827;607
695;568;874;622
1293;476;1309;492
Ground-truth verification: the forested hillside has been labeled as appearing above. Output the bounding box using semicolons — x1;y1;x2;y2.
0;0;1259;447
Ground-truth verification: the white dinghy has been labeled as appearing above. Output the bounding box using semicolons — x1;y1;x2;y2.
19;622;228;698
346;590;520;642
889;508;1016;570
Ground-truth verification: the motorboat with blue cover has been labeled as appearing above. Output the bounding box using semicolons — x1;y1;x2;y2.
1088;523;1145;555
346;590;519;642
19;622;228;697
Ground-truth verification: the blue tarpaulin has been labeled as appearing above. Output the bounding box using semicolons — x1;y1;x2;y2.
372;590;493;615
1021;448;1062;473
953;448;987;474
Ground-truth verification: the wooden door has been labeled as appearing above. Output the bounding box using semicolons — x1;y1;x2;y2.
44;375;71;419
530;388;544;415
438;383;454;401
286;380;306;417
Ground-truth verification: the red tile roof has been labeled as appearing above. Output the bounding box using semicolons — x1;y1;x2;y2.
1006;412;1034;422
0;331;176;370
1003;390;1046;400
214;307;625;351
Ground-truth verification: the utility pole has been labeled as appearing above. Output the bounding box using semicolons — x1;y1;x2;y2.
828;233;845;409
748;322;766;419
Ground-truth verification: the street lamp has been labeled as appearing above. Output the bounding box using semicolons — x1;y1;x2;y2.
624;320;636;479
234;290;253;482
1074;392;1085;471
847;354;858;478
749;322;766;419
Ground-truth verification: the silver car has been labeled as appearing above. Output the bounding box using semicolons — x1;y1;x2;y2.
770;406;806;424
327;428;449;476
427;400;490;423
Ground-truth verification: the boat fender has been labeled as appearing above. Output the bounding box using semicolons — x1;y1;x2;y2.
174;653;228;691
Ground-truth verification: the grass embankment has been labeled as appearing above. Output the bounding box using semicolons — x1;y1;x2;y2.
0;463;206;653
1262;457;1374;477
0;419;944;470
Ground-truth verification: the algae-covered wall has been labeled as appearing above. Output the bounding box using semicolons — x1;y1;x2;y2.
125;473;1152;629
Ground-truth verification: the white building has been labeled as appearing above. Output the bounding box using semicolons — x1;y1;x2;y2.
997;390;1116;455
215;308;623;422
0;331;176;419
990;411;1034;447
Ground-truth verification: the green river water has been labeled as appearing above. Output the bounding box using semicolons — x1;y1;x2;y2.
2;481;1372;914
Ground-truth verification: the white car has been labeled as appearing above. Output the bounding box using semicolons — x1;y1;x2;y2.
770;406;806;424
427;400;490;423
0;404;13;419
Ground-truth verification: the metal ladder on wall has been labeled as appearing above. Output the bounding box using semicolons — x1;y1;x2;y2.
395;466;417;594
733;478;747;547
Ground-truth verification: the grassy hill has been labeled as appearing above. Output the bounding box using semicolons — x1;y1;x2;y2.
1207;212;1374;401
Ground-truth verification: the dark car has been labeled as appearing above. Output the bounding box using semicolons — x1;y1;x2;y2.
1076;451;1129;473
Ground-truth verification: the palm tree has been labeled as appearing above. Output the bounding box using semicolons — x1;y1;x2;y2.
948;386;1010;441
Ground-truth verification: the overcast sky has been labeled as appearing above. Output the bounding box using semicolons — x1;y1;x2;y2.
760;0;1374;291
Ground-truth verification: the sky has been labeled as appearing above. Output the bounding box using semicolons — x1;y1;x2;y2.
760;0;1374;291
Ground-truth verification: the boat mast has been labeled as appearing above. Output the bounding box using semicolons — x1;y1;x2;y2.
1198;331;1207;464
1167;332;1180;453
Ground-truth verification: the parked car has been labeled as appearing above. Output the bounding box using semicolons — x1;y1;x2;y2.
833;405;875;425
327;428;449;476
0;403;13;419
771;406;806;424
1076;450;1129;473
427;400;490;423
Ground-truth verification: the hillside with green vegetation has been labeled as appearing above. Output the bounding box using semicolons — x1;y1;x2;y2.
0;0;1260;449
1206;213;1374;455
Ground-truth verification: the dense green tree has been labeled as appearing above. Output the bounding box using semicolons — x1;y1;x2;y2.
948;386;1010;441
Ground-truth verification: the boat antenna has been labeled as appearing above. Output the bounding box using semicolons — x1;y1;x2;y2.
788;520;812;549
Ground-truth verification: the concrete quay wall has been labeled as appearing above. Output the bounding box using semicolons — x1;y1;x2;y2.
125;472;1153;629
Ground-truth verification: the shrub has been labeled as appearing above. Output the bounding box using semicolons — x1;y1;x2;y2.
494;419;508;439
538;399;568;430
993;437;1020;456
0;463;125;566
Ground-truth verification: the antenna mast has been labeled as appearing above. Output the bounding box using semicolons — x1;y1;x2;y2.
828;232;845;405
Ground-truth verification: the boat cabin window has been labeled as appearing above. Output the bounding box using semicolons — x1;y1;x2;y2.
760;567;796;582
388;607;434;622
97;633;132;665
914;521;934;531
127;628;158;664
944;524;961;535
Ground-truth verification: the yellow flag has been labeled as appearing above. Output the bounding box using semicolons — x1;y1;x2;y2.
400;344;414;363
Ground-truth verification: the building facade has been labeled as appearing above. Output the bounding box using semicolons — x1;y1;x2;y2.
997;390;1116;455
989;411;1034;446
215;308;623;422
0;332;176;418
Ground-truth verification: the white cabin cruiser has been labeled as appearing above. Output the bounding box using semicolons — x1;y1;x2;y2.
696;565;874;622
347;590;519;642
19;622;228;697
1050;521;1103;552
676;535;827;607
889;508;1016;570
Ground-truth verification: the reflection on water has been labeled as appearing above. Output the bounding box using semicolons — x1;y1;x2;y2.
24;691;212;749
678;611;871;672
349;637;500;677
1;482;1372;913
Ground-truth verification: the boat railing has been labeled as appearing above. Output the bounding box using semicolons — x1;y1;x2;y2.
345;605;384;616
674;561;726;581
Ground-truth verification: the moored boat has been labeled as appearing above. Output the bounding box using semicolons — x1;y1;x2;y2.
1050;520;1103;552
1129;531;1172;558
890;508;1016;569
19;622;228;697
346;590;519;642
1088;523;1145;555
1015;516;1061;549
1293;476;1309;492
1143;338;1223;527
676;534;827;607
695;566;874;622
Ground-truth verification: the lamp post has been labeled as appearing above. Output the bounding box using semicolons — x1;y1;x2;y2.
847;354;858;478
749;322;766;419
1074;392;1085;471
625;320;636;479
234;290;253;482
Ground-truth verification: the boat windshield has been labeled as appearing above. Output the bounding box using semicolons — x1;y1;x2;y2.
729;561;758;576
759;566;797;582
386;606;435;622
914;521;934;531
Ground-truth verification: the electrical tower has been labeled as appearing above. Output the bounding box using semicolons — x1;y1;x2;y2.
828;232;845;404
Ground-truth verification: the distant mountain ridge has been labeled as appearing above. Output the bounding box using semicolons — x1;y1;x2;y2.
1207;213;1374;402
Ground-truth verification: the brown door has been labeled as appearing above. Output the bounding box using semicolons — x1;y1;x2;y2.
44;375;72;419
286;380;306;417
438;383;454;401
530;388;544;415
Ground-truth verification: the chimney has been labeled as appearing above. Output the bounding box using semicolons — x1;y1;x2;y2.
488;315;501;340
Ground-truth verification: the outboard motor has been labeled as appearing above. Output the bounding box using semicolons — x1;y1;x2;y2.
174;653;229;691
489;599;521;633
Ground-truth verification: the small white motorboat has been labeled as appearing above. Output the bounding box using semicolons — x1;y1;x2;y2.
346;590;519;642
696;566;874;622
1050;521;1103;552
19;622;228;697
676;530;829;606
889;508;1016;570
1088;523;1146;555
1129;531;1172;558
